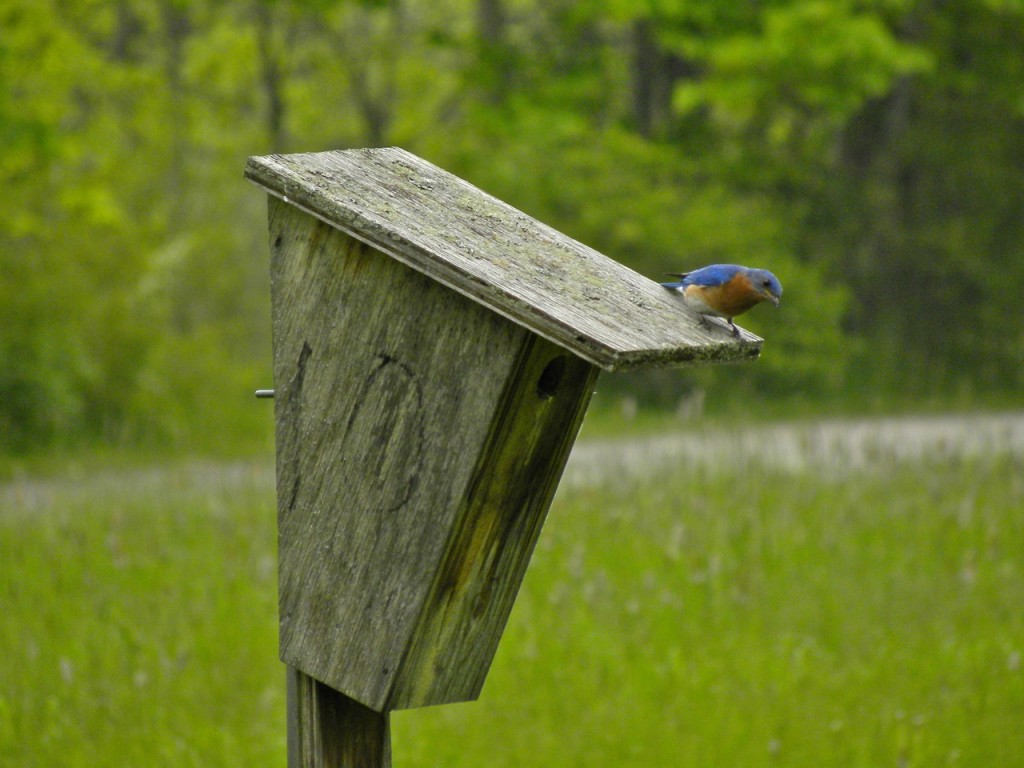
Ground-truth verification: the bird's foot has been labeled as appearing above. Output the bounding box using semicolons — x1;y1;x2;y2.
728;319;740;338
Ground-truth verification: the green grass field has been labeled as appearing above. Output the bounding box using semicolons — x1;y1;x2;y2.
2;421;1022;766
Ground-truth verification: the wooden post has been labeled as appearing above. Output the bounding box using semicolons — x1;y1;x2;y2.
246;147;763;766
288;667;391;768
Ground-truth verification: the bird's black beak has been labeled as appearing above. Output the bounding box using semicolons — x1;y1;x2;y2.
768;294;780;308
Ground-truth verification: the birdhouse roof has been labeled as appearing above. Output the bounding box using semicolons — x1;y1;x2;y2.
245;147;760;371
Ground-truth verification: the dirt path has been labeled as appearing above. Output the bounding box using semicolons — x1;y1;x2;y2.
4;412;1023;512
564;411;1024;487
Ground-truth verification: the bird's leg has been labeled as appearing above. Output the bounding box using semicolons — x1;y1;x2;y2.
728;318;740;338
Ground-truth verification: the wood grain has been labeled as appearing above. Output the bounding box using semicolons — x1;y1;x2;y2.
248;147;762;371
388;336;599;709
288;667;391;768
270;198;523;709
269;198;598;710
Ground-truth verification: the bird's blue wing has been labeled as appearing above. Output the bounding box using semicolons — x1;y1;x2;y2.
682;264;743;287
663;264;743;288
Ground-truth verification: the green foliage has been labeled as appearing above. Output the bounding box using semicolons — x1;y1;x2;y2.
3;0;1023;452
677;3;932;125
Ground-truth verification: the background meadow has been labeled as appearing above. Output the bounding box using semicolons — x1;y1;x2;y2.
3;418;1022;766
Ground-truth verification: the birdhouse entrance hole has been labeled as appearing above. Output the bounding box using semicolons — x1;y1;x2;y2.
536;355;568;400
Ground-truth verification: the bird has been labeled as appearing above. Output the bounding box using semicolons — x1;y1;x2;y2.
661;264;782;338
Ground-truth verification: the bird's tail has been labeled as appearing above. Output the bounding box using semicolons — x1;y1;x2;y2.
661;272;689;289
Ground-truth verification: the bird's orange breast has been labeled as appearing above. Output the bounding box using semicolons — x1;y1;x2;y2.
688;273;765;318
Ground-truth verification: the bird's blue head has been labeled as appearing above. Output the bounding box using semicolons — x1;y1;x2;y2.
746;268;783;307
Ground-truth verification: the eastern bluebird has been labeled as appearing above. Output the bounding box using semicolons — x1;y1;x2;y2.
661;264;782;337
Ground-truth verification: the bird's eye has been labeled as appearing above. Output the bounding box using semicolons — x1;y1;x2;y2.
762;280;771;287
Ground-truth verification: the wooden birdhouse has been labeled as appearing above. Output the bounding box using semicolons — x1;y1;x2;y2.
245;147;760;764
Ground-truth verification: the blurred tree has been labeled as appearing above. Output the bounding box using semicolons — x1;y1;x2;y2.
2;0;1021;453
818;0;1024;393
1;0;158;446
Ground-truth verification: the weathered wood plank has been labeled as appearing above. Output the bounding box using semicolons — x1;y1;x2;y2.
248;147;762;371
388;336;600;708
270;198;568;709
288;667;391;768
